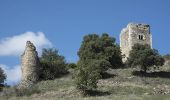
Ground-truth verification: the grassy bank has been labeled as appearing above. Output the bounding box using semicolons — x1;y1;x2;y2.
1;68;170;100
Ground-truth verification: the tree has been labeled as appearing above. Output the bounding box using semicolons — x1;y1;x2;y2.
67;63;77;69
39;48;68;80
127;44;164;73
0;68;6;84
75;60;101;95
0;67;6;91
75;33;122;94
78;33;123;69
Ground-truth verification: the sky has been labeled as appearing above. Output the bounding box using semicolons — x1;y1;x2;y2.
0;0;170;85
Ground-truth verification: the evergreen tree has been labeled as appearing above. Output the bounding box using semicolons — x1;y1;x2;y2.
0;67;6;91
127;44;164;73
39;48;68;80
75;33;122;95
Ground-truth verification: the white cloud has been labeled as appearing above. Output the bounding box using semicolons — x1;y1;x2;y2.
0;64;21;85
0;32;52;85
0;32;52;56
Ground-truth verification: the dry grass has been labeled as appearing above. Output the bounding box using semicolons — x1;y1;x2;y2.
1;66;170;100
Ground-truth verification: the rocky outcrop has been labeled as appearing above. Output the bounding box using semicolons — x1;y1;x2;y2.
18;41;40;89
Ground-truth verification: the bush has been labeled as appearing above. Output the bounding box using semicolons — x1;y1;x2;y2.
75;33;122;95
0;67;6;91
75;60;101;95
39;48;68;80
127;44;164;73
67;63;77;69
78;33;123;70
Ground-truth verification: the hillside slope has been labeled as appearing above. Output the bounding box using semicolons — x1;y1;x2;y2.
1;67;170;100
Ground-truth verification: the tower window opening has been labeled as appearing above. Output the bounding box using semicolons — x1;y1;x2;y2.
139;35;144;40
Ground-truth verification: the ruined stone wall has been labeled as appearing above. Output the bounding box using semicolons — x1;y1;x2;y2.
128;23;152;48
19;41;40;89
120;27;130;61
120;23;152;62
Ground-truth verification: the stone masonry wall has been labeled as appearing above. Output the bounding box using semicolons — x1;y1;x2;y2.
120;23;152;62
18;41;40;89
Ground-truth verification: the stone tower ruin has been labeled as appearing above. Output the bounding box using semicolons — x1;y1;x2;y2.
120;23;152;62
19;41;40;89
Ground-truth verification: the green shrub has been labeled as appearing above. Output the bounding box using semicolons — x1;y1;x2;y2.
67;63;77;69
78;33;123;69
39;48;68;80
127;44;164;73
75;33;122;95
75;60;101;95
0;67;6;91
